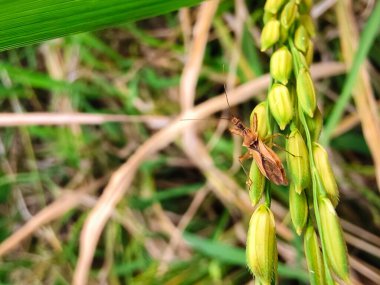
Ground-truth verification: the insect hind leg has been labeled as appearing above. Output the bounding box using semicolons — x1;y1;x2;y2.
264;133;300;158
271;143;301;158
264;133;289;142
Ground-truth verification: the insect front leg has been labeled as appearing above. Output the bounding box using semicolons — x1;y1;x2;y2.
229;127;244;137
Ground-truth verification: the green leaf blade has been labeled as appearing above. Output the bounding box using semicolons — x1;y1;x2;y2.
0;0;204;52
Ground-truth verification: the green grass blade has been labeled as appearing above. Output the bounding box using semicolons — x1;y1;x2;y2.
321;1;380;145
0;0;204;52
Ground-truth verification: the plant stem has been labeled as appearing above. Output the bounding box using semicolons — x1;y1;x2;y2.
289;38;334;285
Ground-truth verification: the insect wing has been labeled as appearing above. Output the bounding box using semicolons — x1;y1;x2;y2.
250;149;269;180
262;157;288;185
258;141;288;186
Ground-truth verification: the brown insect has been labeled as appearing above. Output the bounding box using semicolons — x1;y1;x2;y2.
229;113;288;186
181;89;288;186
224;91;288;186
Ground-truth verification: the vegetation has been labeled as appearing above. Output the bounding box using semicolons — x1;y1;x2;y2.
0;0;379;284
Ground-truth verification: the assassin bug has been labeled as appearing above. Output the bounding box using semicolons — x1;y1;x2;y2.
181;89;289;186
224;91;288;186
229;113;288;186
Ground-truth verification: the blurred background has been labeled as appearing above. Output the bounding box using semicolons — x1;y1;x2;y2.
0;0;379;284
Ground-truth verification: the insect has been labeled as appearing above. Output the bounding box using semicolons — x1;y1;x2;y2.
224;91;288;186
229;112;288;186
181;89;288;186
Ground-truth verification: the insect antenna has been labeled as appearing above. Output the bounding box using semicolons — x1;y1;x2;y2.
221;63;239;119
222;84;243;122
180;84;238;122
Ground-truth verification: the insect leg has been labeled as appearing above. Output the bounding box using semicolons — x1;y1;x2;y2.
229;127;244;137
263;133;300;157
271;143;301;157
263;133;289;142
238;152;253;188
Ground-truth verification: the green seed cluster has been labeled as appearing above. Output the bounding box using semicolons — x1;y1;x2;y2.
246;1;350;284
